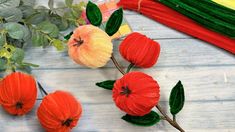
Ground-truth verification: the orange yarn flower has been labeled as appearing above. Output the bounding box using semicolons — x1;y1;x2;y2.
0;72;37;115
37;91;82;132
112;72;160;116
119;32;160;68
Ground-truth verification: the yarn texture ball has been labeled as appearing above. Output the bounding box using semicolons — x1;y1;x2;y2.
68;25;113;68
0;72;37;116
37;91;82;132
119;32;160;68
112;72;160;116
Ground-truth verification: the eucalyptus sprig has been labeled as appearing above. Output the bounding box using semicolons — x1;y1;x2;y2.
0;0;86;73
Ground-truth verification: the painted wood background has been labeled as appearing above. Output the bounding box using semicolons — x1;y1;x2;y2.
0;0;235;131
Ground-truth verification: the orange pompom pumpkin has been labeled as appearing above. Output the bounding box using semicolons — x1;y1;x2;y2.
37;91;82;132
68;25;113;68
119;32;160;68
0;72;37;115
112;72;160;116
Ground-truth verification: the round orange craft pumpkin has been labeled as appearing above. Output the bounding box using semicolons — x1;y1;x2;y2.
112;72;160;116
119;32;160;68
37;91;82;132
0;72;37;115
68;25;113;68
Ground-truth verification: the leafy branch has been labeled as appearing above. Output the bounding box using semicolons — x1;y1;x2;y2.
0;0;86;73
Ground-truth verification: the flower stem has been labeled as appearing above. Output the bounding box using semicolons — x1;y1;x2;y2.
37;82;48;96
156;105;185;132
111;54;125;75
126;63;135;73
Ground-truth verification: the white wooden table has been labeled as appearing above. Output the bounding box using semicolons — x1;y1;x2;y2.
0;0;235;131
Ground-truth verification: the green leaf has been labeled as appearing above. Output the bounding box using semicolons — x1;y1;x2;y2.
10;48;24;63
65;0;73;7
37;21;59;37
19;5;36;19
105;8;123;36
96;80;116;90
48;0;54;9
49;14;69;31
4;22;28;39
169;81;185;115
86;1;102;26
31;29;48;47
0;8;23;22
0;58;7;71
0;34;5;47
51;39;65;51
26;12;46;25
20;0;35;6
0;0;20;8
64;32;73;40
122;111;161;126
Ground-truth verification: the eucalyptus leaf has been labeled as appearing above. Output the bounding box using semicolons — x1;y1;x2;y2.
11;48;24;63
32;30;45;47
122;111;161;126
86;1;102;26
48;0;54;9
37;21;59;37
20;0;35;6
19;5;35;18
26;12;46;25
65;0;73;7
49;14;69;31
0;34;5;47
0;58;7;71
169;81;185;115
0;8;23;22
51;39;65;51
96;80;116;90
4;22;28;39
105;8;123;36
0;0;20;8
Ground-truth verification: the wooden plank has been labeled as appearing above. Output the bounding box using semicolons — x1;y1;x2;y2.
0;101;234;131
23;38;235;69
20;66;235;103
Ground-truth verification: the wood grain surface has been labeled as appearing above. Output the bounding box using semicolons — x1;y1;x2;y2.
0;0;234;131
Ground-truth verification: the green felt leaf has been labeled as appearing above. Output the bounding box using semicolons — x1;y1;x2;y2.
4;22;28;39
64;32;73;40
86;1;102;26
65;0;73;7
0;8;23;22
51;39;65;51
10;48;24;63
122;111;161;126
37;21;59;37
19;5;36;19
105;8;123;36
26;12;46;25
96;80;116;90
169;80;185;115
0;0;20;8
